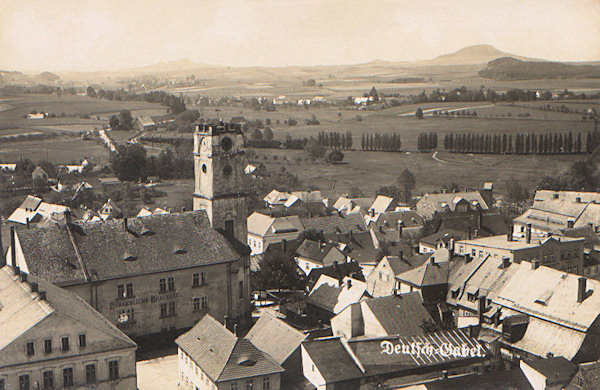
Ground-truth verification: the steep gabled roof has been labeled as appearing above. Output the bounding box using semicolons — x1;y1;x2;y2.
369;195;396;214
245;312;307;364
296;240;341;264
362;293;434;337
396;252;451;287
176;314;283;383
0;266;135;359
301;214;367;234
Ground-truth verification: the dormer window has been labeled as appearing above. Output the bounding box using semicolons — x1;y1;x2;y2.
122;251;136;262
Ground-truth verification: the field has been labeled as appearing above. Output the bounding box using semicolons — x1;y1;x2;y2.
251;148;576;199
0;136;111;165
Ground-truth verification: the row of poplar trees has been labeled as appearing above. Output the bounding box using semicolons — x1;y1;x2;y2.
443;131;586;154
317;131;353;149
417;132;438;152
361;132;402;151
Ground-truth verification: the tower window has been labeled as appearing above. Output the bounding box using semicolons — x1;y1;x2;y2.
223;165;233;177
202;164;207;173
225;220;234;237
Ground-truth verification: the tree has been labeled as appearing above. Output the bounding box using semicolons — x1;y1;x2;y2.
397;169;416;202
505;177;529;203
327;150;344;163
109;115;120;130
263;127;274;142
369;86;379;102
110;144;147;182
252;247;306;291
305;137;325;158
86;86;96;98
251;129;263;142
415;108;424;119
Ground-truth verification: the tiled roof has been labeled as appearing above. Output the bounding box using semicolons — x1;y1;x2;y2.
247;212;303;237
572;360;600;390
396;254;451;287
524;357;577;385
301;214;367;235
0;266;135;358
307;275;368;314
176;314;283;383
423;368;533;390
362;293;434;337
308;261;364;283
16;211;241;285
245;312;307;365
296;240;339;263
302;337;363;383
420;229;468;247
368;210;424;229
417;191;489;218
369;195;396;214
326;231;380;265
386;255;430;276
535;190;600;204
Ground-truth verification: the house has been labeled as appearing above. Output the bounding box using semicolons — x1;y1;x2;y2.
416;190;491;220
458;259;600;362
8;195;70;227
534;190;600;204
0;163;16;171
245;311;307;381
439;212;510;238
366;210;424;240
520;356;578;390
273;96;288;105
0;265;137;390
295;239;346;276
306;275;369;324
247;212;303;255
419;229;468;254
455;231;585;275
99;198;122;220
366;254;429;297
176;314;283;390
514;198;600;238
134;116;156;131
264;190;293;207
302;329;487;390
395;250;452;304
325;231;382;276
7;211;252;338
244;164;257;175
136;207;169;218
368;195;398;215
332;196;374;215
300;214;367;235
331;293;435;340
27;112;47;119
58;159;89;174
307;261;364;289
32;166;48;184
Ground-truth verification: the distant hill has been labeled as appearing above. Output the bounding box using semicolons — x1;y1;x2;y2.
423;44;544;65
40;71;60;82
478;57;600;80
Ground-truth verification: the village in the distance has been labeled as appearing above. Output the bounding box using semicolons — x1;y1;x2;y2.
2;3;600;390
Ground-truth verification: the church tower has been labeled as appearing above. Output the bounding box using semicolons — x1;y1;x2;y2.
193;122;247;243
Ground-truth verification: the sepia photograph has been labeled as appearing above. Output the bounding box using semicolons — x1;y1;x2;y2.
1;0;600;389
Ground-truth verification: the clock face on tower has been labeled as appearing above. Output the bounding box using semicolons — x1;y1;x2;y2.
221;136;233;152
200;137;210;153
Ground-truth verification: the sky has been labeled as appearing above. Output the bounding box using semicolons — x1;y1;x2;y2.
1;0;599;72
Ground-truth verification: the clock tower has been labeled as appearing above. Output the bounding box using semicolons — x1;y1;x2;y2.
193;122;247;244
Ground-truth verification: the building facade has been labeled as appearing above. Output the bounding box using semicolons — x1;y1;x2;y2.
193;122;248;244
0;266;137;390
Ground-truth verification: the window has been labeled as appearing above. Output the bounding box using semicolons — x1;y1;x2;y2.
44;339;52;354
225;220;235;237
118;309;135;324
26;341;34;356
63;368;74;388
109;360;120;381
118;284;124;299
201;272;207;285
19;375;29;390
85;364;96;385
0;378;4;390
169;302;176;316
230;382;239;390
160;279;167;292
201;296;208;310
78;334;86;347
43;370;54;390
192;273;199;287
471;249;476;257
61;337;69;352
262;376;270;390
193;298;200;312
246;380;253;390
126;283;133;298
239;280;244;299
160;303;167;318
168;277;175;291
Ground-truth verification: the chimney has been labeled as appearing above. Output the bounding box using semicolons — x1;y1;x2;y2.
399;251;403;260
347;279;352;289
577;277;587;303
567;220;574;229
398;224;403;238
10;226;16;268
576;197;581;203
478;210;482;229
370;208;375;217
468;227;472;240
20;271;28;283
507;225;514;242
282;239;287;252
502;257;511;269
39;291;46;301
532;259;540;270
233;324;238;336
526;224;532;244
349;230;353;241
478;296;486;325
123;217;129;231
466;254;472;263
65;209;72;226
26;217;30;229
430;256;435;265
30;282;38;293
224;315;229;330
182;207;186;212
